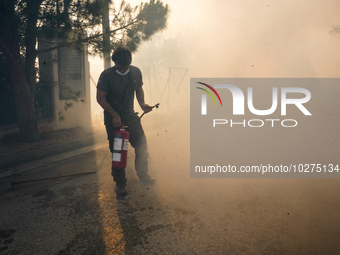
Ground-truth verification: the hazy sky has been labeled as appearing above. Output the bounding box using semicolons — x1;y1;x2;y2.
132;0;340;77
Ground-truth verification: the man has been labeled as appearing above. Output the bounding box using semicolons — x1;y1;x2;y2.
97;47;154;196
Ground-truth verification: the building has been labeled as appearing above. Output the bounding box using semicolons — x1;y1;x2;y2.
0;40;92;139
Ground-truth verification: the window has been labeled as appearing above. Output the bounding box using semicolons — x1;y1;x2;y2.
58;47;86;100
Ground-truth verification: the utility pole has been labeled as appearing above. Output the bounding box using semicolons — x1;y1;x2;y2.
102;0;111;69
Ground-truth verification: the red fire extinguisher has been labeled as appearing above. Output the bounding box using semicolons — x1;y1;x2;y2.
112;126;129;169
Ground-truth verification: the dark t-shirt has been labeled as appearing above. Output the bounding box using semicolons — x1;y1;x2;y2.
97;65;143;124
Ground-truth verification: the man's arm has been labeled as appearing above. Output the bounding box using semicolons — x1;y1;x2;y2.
136;86;152;113
96;89;122;127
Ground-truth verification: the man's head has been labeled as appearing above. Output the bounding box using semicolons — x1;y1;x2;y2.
112;47;132;73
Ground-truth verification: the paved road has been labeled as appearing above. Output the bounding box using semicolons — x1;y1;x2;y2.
1;115;340;254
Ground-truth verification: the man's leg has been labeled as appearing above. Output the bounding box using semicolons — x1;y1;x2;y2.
128;115;154;182
106;124;128;196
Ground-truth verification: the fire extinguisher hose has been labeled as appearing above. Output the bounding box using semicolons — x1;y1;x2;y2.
139;103;160;119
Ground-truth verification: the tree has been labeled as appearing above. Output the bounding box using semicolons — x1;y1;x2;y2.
0;0;169;141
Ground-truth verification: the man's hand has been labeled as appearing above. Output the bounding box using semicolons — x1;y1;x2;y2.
97;89;122;128
136;87;152;114
112;114;122;128
140;103;153;114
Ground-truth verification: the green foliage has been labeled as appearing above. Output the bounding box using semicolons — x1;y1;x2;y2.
1;0;169;57
109;0;169;52
36;0;169;54
37;0;103;42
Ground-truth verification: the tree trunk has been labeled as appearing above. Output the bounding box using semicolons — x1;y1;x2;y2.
0;40;39;142
0;0;43;142
12;63;39;142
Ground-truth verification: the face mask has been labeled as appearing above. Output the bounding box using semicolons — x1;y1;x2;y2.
116;68;130;76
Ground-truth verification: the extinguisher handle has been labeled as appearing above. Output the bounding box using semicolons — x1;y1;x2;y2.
119;122;128;129
139;103;160;120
